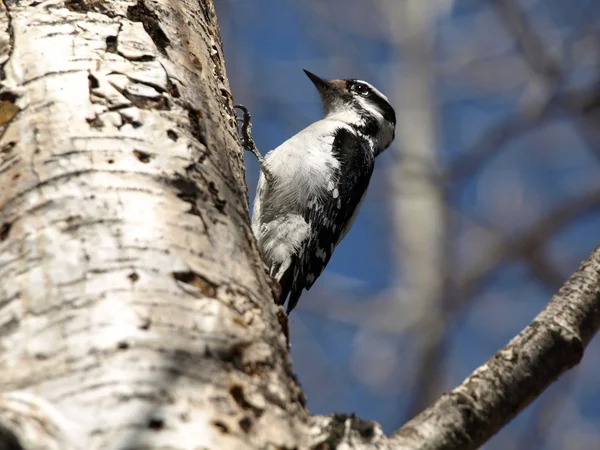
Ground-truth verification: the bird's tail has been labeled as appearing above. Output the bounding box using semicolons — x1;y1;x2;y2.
276;262;293;306
286;289;302;315
274;257;302;314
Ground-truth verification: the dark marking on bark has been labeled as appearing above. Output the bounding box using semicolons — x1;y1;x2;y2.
0;91;18;103
129;54;156;63
117;341;129;350
164;169;212;243
313;414;375;448
1;141;15;153
229;385;264;418
107;159;114;164
172;270;216;297
139;317;151;330
62;0;87;12
128;272;139;283
168;174;202;216
186;106;208;147
105;35;117;53
0;1;14;82
62;218;121;234
220;88;232;102
212;420;229;433
0;422;25;450
198;0;213;24
0;222;11;240
229;385;251;409
129;78;167;95
313;414;347;450
118;112;142;129
64;0;116;16
88;74;99;89
208;181;226;213
210;43;221;72
86;116;104;128
206;340;251;370
167;78;180;98
166;129;178;141
0;306;19;339
147;418;164;430
239;416;252;433
351;416;376;440
127;1;170;55
133;149;153;163
550;327;584;366
43;31;78;39
122;90;169;111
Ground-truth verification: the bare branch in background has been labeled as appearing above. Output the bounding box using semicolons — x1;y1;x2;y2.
493;0;563;85
446;105;552;183
390;245;600;450
379;0;450;415
456;187;600;305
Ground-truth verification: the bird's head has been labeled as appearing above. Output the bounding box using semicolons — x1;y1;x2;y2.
304;69;396;154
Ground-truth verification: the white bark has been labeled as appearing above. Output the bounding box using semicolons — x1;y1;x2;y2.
0;0;310;448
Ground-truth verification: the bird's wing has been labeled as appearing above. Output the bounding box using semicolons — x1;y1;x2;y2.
285;128;374;313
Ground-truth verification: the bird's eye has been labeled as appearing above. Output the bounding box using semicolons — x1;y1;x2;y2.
354;83;369;96
353;83;369;96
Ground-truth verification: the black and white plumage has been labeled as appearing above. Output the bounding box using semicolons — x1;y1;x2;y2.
251;70;396;314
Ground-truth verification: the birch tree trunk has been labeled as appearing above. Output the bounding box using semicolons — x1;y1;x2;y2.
0;0;309;448
1;0;600;449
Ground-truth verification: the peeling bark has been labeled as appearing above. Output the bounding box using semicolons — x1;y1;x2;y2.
0;0;306;448
0;0;599;449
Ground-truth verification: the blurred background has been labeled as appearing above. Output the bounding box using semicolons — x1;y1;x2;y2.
216;1;600;448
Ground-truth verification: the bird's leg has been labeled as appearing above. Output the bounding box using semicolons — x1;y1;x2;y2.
234;105;274;184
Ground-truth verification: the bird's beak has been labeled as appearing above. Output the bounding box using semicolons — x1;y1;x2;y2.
303;70;339;97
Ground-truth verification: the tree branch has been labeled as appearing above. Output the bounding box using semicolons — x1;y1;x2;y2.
389;245;600;449
493;0;562;85
456;187;600;304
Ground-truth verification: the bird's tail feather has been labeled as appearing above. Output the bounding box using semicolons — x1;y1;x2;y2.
275;255;303;314
277;263;293;306
286;289;302;315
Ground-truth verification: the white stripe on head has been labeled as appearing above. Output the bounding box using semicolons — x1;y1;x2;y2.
358;80;390;103
355;96;385;123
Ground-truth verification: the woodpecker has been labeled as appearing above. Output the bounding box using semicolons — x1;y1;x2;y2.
247;70;396;314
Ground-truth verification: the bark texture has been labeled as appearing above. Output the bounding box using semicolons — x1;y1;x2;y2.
391;245;600;449
0;0;309;448
0;0;599;449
